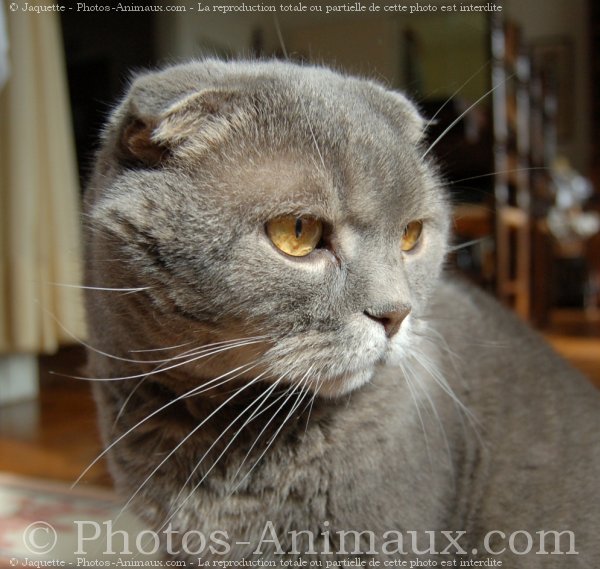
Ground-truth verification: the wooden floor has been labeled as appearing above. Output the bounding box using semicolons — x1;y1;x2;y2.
0;347;112;487
0;309;598;488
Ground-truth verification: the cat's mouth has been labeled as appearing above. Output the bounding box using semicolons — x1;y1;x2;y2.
252;313;416;398
167;312;412;400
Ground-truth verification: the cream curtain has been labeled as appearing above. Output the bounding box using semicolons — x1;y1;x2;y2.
0;1;86;354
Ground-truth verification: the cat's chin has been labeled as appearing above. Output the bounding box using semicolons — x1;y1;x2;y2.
315;367;376;398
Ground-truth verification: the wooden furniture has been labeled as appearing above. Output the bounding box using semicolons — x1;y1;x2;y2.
490;16;532;320
488;15;561;325
528;46;559;327
591;2;600;193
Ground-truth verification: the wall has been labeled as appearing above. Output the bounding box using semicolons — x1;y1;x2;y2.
279;16;401;87
155;10;272;62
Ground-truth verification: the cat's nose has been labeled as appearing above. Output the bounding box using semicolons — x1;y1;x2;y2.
364;305;411;338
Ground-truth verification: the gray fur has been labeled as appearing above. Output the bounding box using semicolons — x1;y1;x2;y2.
84;60;599;566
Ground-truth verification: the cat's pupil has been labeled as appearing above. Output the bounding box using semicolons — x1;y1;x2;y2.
295;218;303;239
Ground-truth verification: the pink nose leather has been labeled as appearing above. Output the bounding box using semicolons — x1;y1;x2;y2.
364;306;411;338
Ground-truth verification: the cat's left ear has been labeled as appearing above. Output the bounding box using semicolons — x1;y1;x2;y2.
368;84;425;144
386;90;426;144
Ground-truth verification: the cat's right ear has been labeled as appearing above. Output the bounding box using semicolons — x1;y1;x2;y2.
116;88;242;167
153;89;243;159
118;116;169;168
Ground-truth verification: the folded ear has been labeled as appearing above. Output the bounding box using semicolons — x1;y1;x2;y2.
119;117;168;167
117;89;243;167
365;82;426;145
384;90;426;144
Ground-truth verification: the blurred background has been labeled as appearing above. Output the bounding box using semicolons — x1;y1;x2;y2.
0;0;599;490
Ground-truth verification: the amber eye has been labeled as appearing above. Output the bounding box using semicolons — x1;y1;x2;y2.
401;220;423;252
266;215;323;257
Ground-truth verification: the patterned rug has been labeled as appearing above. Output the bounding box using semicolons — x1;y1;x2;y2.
0;473;161;566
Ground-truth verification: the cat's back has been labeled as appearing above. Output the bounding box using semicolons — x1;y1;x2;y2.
430;277;599;566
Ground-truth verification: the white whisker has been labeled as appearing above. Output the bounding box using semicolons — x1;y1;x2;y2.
115;370;269;520
42;303;267;369
113;337;269;423
265;374;311;448
231;372;313;494
424;60;491;128
273;15;288;59
422;75;513;159
113;378;146;427
406;358;455;483
228;371;297;483
273;15;327;172
449;166;549;186
129;342;194;353
303;371;323;433
71;362;258;488
158;378;287;532
398;360;433;471
448;237;491;252
410;346;483;446
55;338;266;381
47;282;152;293
412;324;466;389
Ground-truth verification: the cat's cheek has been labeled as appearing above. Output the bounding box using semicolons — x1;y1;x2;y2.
401;229;447;300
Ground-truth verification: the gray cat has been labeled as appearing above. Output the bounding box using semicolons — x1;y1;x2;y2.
83;60;599;567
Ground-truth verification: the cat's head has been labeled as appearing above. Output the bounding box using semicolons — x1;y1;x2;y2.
85;59;449;397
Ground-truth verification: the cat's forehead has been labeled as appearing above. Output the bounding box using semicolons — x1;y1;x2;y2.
149;63;431;214
127;60;425;155
112;60;441;230
199;143;432;235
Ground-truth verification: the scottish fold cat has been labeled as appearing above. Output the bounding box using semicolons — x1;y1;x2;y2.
83;60;600;566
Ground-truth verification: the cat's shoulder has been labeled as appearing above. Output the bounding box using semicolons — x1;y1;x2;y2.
433;275;600;419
